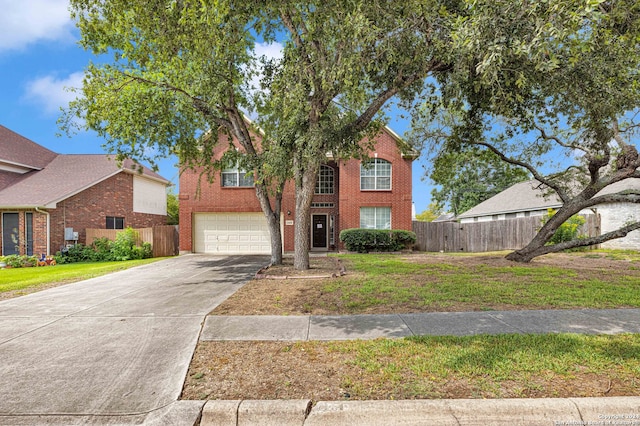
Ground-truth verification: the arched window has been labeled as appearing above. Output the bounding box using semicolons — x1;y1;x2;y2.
315;165;334;194
360;158;391;190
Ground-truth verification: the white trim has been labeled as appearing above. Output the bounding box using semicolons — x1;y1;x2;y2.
0;162;35;174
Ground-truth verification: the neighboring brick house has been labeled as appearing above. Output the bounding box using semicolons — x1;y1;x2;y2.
179;126;417;254
0;125;169;256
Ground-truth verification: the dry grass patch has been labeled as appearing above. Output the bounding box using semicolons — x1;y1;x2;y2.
212;251;640;315
182;334;640;401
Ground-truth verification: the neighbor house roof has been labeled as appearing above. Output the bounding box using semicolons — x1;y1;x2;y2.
0;126;169;209
0;125;58;171
457;180;562;219
457;178;640;220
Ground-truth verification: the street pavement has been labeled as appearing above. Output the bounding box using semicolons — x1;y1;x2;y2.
0;254;268;425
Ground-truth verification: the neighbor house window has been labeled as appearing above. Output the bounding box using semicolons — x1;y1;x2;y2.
106;216;124;229
360;207;391;229
221;165;254;187
360;159;391;190
25;212;33;256
315;165;334;194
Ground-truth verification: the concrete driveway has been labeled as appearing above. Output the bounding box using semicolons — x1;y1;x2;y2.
0;254;267;425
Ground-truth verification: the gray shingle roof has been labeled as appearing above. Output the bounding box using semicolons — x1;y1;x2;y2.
457;178;640;219
0;125;57;170
457;180;563;219
0;125;169;208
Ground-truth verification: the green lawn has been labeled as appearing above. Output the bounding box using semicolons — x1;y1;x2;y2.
187;333;640;400
321;251;640;312
330;332;640;398
0;258;164;295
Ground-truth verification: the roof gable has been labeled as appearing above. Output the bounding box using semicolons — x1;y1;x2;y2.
0;152;168;209
457;180;562;219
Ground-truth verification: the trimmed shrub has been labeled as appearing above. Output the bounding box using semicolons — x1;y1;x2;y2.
339;228;417;253
0;255;38;268
54;228;153;263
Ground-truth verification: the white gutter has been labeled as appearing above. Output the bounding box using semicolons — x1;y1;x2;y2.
35;207;50;255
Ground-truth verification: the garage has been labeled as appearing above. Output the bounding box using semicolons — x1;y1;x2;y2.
193;213;271;254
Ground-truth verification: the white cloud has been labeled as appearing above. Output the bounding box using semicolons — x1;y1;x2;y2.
254;41;284;62
24;71;84;115
247;41;283;96
0;0;74;52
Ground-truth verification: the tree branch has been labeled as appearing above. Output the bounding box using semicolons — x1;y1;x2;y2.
279;9;317;84
474;140;571;202
349;60;451;134
541;221;640;254
117;70;231;129
533;123;584;152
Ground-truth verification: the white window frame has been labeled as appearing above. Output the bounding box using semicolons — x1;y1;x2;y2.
360;207;391;230
360;159;391;191
221;165;254;187
315;165;335;194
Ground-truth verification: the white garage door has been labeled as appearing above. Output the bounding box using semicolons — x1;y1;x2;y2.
193;213;271;254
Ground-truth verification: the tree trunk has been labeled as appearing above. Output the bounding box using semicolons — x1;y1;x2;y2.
506;191;640;262
506;208;574;262
254;183;283;265
265;211;283;265
293;158;320;270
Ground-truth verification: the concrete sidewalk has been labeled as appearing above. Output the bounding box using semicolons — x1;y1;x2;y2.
199;308;640;426
201;308;640;341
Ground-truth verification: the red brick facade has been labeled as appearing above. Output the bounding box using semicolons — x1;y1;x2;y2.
1;173;166;256
179;128;414;253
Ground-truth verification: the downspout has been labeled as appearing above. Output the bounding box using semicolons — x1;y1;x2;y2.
35;207;50;255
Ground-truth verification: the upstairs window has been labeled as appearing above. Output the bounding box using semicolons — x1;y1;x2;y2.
315;165;334;194
360;159;391;190
222;165;254;187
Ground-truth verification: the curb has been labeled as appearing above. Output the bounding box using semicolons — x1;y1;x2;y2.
201;399;311;426
200;397;640;426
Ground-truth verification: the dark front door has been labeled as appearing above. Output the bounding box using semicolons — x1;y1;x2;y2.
312;214;328;249
2;213;20;255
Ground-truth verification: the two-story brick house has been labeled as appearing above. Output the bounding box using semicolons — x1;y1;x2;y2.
179;126;416;254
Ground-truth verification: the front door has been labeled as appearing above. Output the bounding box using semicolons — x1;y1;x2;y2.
311;214;328;249
2;213;20;255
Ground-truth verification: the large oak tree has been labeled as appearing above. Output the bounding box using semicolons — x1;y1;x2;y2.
63;0;459;269
411;0;640;262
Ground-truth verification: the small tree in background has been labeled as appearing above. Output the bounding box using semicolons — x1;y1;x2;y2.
166;191;179;225
415;202;445;222
541;209;586;246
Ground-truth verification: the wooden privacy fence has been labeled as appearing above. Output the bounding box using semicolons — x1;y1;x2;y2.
412;215;600;253
86;225;178;257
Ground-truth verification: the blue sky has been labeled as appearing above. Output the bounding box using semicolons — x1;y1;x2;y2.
0;1;433;214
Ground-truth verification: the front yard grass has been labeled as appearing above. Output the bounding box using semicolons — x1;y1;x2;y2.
0;258;163;300
184;333;640;400
212;251;640;315
182;249;640;401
